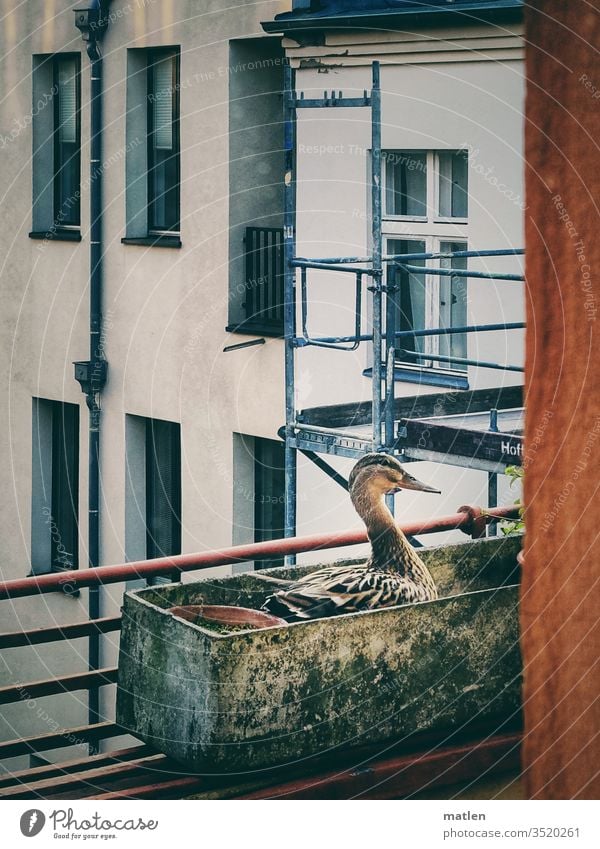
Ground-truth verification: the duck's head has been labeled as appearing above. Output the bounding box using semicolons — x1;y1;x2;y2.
348;453;441;498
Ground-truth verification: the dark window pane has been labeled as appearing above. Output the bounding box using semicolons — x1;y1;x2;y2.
438;150;468;218
51;402;79;570
254;438;285;570
148;52;180;233
439;240;468;371
54;56;80;226
384;151;427;217
388;239;427;365
146;419;181;559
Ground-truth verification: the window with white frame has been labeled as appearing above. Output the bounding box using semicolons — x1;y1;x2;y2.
383;149;469;379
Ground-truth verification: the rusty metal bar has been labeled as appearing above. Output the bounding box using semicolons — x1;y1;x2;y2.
0;753;166;799
239;733;522;800
0;667;117;706
84;732;521;801
0;745;150;790
0;505;519;600
0;616;121;650
0;721;123;760
85;775;202;800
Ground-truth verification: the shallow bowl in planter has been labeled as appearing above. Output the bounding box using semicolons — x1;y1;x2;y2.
168;603;287;633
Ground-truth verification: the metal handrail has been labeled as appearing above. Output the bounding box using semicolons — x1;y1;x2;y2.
0;504;518;601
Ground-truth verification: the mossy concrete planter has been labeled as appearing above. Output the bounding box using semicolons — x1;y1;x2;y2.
116;535;522;773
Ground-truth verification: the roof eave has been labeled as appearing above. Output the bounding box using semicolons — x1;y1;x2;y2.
262;2;523;35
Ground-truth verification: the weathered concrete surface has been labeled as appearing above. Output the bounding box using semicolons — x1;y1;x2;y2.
117;536;521;772
522;1;600;800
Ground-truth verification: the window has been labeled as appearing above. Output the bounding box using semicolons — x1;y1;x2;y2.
31;54;81;239
438;150;468;219
123;48;181;246
388;239;427;366
388;238;468;374
227;38;285;333
232;434;285;571
31;400;79;574
145;418;181;559
383;149;468;221
384;151;427;218
254;438;285;570
383;149;469;384
54;56;81;227
125;416;181;585
438;240;468;367
147;51;180;234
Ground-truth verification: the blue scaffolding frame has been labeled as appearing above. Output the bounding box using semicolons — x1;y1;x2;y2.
282;61;525;543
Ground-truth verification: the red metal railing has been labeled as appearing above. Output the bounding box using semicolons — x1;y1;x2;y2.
0;503;515;600
0;507;518;798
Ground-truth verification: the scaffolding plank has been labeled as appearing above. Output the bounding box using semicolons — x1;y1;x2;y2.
299;384;524;428
291;435;372;460
294;97;371;108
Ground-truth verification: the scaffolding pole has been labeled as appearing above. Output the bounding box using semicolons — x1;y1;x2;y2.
280;58;524;540
371;62;383;453
283;62;297;562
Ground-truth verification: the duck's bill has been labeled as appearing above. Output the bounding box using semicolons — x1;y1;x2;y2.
398;473;441;494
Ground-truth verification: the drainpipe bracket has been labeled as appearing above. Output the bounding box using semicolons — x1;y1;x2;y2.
74;3;109;43
74;360;108;395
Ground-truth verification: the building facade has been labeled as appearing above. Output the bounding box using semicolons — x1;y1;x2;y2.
0;0;525;768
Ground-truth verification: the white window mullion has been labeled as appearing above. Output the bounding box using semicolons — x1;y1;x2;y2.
427;151;436;221
425;235;438;367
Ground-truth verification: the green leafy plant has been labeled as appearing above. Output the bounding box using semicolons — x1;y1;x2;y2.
500;465;524;535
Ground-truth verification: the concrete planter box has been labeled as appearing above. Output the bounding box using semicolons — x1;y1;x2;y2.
116;535;522;773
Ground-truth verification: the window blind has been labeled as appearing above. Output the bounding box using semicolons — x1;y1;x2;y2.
152;55;174;151
58;58;77;144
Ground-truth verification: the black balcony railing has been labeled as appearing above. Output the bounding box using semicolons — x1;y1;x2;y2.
243;226;284;334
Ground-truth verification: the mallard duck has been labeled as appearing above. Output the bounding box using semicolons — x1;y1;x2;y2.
263;453;440;621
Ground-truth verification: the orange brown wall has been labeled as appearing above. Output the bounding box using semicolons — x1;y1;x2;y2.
522;0;600;800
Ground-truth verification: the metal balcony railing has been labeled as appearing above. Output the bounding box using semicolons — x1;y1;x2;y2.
0;503;520;798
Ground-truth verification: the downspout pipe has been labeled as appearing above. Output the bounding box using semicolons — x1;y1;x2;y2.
74;1;109;746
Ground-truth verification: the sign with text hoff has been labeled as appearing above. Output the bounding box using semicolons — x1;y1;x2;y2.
400;419;524;467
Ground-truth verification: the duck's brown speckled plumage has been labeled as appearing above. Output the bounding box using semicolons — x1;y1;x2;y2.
264;454;439;621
